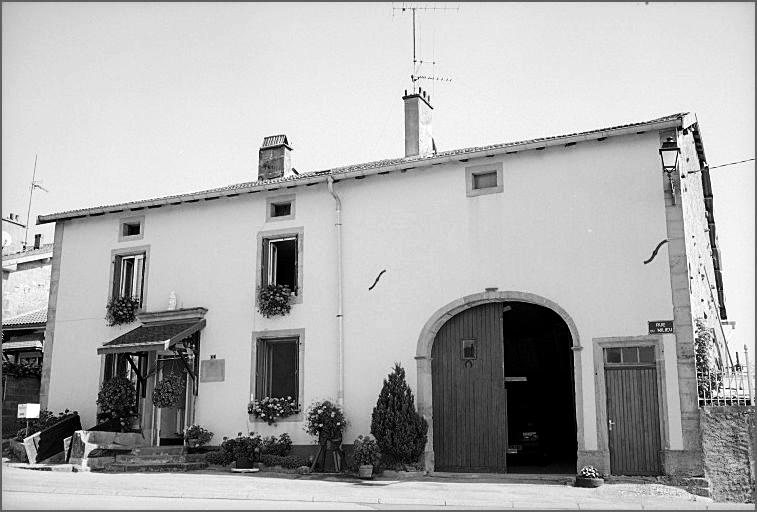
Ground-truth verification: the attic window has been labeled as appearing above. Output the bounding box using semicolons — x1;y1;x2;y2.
266;195;296;222
466;162;504;197
119;217;144;242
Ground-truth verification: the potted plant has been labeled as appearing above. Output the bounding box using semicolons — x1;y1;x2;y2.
221;432;263;469
248;396;299;425
105;296;141;326
353;435;381;479
256;284;293;318
96;376;138;432
184;424;213;448
304;399;347;446
152;372;186;408
575;465;604;487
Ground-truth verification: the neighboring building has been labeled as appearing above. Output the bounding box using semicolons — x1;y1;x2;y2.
2;213;26;256
2;236;52;363
37;91;730;477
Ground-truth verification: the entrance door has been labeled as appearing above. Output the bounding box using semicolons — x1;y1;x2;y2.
155;356;188;446
431;303;507;472
604;346;662;475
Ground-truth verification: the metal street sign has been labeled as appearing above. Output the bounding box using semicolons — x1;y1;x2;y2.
17;403;40;419
648;321;674;334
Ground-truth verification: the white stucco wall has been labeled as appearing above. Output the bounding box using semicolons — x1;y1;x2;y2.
46;130;678;452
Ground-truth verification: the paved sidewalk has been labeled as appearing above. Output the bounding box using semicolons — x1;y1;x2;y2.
2;464;753;510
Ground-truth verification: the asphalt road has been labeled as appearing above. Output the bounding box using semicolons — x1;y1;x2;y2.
2;463;752;510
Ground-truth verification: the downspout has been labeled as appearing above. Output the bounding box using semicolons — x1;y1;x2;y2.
327;176;345;408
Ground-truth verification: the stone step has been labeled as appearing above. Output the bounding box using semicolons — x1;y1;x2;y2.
683;477;710;487
115;454;187;464
104;461;208;473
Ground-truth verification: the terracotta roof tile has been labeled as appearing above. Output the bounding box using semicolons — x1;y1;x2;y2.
3;308;47;327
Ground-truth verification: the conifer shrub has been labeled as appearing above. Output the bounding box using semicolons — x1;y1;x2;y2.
370;363;428;466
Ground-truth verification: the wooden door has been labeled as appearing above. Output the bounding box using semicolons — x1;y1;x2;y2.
605;350;662;475
155;356;188;446
432;303;507;472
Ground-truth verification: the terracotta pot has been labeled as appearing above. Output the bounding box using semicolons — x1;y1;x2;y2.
358;464;373;479
575;476;604;488
187;439;200;448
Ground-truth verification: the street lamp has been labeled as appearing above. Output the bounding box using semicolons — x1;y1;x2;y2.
659;137;681;205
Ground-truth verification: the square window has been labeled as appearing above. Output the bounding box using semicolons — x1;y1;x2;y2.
271;202;292;218
638;346;655;363
119;216;145;241
255;338;298;402
621;347;638;363
605;348;621;363
466;162;504;197
461;339;476;360
473;171;498;190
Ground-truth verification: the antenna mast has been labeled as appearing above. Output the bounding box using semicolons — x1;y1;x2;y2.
392;2;458;94
23;154;48;249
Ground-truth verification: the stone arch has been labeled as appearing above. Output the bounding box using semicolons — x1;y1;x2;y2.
414;290;584;473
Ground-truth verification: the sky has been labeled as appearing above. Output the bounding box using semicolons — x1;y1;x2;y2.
2;2;754;358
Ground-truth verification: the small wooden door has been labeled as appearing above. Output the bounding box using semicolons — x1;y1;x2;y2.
604;346;662;475
155;356;188;446
432;303;507;472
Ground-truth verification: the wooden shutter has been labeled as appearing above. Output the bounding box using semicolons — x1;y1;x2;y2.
111;255;122;299
293;236;298;293
255;339;268;400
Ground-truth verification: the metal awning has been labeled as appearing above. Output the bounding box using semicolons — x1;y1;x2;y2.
96;319;206;355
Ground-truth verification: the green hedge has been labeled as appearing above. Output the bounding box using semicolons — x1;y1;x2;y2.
260;454;310;469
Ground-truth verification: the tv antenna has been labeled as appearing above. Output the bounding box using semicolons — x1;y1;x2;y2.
392;2;458;94
23;154;48;249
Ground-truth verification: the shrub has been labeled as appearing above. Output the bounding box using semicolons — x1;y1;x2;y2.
220;432;263;463
248;396;299;425
2;361;42;378
96;376;138;432
352;434;381;466
256;284;293;318
105;296;141;326
695;318;719;399
304;399;347;440
578;465;601;478
15;409;77;441
205;449;233;466
152;372;186;408
370;363;428;465
260;454;310;469
261;433;292;456
184;424;213;446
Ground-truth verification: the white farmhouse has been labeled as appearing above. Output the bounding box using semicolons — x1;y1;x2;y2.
38;90;729;477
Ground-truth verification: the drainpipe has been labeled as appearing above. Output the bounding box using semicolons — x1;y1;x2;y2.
327;176;345;409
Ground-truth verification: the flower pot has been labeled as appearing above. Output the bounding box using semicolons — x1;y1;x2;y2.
187;439;200;448
575;476;604;488
358;464;374;479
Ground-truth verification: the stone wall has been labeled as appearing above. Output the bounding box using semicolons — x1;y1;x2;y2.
1;375;41;437
2;259;51;318
700;406;756;503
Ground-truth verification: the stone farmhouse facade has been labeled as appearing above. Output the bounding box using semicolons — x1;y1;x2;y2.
37;92;729;477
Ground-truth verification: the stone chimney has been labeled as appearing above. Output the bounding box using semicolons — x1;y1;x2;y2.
258;135;293;180
403;88;434;157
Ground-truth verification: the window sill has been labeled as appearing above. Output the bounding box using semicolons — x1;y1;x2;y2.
248;412;303;424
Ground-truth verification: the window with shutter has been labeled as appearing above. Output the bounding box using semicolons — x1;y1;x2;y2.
255;337;299;402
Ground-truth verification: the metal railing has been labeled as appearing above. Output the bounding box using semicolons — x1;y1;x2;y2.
697;345;754;407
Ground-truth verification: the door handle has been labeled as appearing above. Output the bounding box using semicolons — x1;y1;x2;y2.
608;419;615;431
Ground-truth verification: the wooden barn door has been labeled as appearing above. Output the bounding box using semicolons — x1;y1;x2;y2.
432;303;507;472
604;346;662;475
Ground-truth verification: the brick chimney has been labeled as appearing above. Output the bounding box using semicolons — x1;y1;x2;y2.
258;135;293;180
403;88;434;157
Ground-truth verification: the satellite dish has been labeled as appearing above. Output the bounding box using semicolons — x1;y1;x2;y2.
2;230;11;247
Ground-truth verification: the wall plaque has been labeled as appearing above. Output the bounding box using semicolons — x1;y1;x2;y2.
200;359;225;382
648;320;674;334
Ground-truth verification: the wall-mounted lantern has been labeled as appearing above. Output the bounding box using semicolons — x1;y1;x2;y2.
659;137;681;204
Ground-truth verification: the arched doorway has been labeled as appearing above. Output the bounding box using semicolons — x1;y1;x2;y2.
419;292;581;474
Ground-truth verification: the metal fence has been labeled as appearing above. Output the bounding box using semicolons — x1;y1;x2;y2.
697;360;754;407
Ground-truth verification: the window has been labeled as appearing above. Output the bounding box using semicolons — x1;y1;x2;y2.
461;339;477;360
466;162;504;197
255;337;299;402
257;228;303;304
119;216;144;241
605;346;655;364
265;194;296;222
110;247;149;306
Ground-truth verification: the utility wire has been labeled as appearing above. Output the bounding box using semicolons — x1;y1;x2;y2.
687;157;755;174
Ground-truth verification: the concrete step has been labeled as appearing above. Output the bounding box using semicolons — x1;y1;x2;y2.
115;454;187;464
131;446;186;456
104;461;208;473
